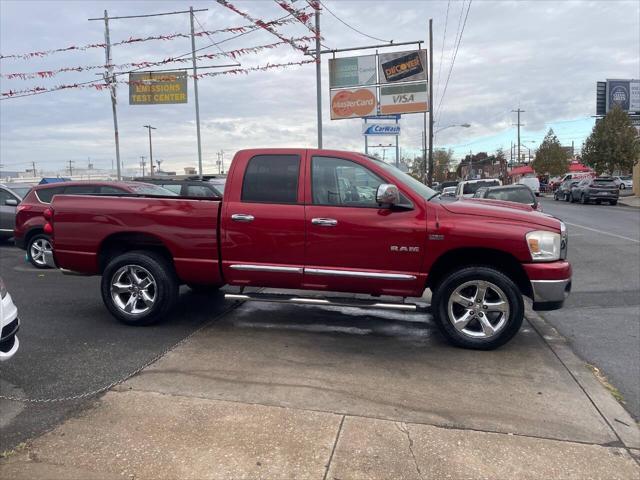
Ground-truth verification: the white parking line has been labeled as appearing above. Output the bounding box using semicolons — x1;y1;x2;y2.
565;222;640;244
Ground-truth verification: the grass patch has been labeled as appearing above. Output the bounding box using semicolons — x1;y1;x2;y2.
0;442;27;459
587;364;626;404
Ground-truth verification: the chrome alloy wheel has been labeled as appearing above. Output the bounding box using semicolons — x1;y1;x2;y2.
447;280;510;339
30;238;52;267
110;265;157;316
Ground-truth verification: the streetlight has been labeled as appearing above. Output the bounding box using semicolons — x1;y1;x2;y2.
143;125;156;176
435;123;471;135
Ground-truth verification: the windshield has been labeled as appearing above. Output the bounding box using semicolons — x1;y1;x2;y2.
129;184;178;196
463;180;500;194
485;187;534;204
361;155;437;200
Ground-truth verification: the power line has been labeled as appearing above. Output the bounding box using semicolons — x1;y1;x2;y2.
435;0;451;104
318;1;391;43
435;0;472;123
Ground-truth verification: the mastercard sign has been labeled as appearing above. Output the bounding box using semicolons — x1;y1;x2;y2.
330;87;377;120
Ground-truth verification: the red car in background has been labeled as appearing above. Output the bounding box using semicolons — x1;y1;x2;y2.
14;181;175;268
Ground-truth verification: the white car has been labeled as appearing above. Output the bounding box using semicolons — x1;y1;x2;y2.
518;175;541;196
613;175;633;190
0;277;20;361
442;186;457;197
455;179;502;198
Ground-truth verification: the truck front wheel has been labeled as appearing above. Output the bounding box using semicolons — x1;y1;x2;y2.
432;267;524;350
101;251;178;326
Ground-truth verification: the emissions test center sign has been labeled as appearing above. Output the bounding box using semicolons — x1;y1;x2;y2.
129;71;188;105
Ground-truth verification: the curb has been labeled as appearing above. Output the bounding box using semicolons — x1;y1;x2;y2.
525;305;640;450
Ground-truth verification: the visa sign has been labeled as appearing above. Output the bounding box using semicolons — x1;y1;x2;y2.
362;123;401;136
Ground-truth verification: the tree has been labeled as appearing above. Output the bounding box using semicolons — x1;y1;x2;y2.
531;129;568;176
433;149;454;182
582;105;640;174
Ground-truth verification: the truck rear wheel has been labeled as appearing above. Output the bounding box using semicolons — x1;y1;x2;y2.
101;251;178;326
432;266;524;350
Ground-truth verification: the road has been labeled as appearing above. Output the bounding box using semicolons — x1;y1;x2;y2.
538;196;640;419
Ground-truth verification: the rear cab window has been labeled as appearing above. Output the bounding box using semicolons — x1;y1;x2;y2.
241;155;300;204
35;186;65;203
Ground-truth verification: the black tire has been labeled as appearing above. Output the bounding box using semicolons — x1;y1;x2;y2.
553;192;559;201
620;184;625;190
432;266;524;350
101;250;178;326
569;193;576;203
610;200;617;206
187;283;221;294
580;194;587;204
564;193;570;202
26;233;52;269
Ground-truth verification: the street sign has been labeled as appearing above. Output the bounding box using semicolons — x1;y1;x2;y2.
129;71;188;105
362;123;401;136
330;87;377;120
329;55;377;88
378;50;427;84
379;82;428;114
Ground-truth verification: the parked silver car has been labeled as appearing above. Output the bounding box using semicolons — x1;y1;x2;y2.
0;183;33;241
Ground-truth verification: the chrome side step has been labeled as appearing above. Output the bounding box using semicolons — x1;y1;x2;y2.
225;292;417;311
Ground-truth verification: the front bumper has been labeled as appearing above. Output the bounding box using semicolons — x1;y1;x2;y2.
523;261;572;311
0;292;20;361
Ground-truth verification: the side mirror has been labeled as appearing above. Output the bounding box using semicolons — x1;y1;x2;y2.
376;184;400;206
5;198;18;206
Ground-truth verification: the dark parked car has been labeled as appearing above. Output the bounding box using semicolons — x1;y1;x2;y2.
472;184;542;211
436;180;459;192
0;183;35;241
134;177;225;197
570;177;619;205
14;181;176;268
554;179;580;202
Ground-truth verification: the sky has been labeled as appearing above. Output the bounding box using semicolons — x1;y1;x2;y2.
1;0;639;176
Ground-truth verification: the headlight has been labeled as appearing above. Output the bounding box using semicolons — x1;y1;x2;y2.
526;230;561;262
0;277;7;299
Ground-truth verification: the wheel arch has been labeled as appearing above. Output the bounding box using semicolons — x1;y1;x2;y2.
426;247;533;299
98;232;175;275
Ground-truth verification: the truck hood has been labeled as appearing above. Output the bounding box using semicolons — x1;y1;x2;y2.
440;198;560;230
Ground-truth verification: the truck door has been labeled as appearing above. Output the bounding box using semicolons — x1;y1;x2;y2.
303;153;427;297
220;151;306;289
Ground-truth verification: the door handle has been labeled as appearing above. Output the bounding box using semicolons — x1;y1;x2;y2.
311;218;338;227
231;214;255;222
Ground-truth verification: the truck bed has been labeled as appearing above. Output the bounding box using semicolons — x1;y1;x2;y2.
50;195;223;285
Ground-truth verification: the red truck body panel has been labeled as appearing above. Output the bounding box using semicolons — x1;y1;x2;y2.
51;196;223;285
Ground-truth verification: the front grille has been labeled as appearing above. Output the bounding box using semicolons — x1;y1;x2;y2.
1;318;19;339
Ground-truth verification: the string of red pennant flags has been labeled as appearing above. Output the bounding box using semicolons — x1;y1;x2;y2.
1;37;315;80
1;59;314;98
0;17;303;60
274;1;317;35
216;0;310;54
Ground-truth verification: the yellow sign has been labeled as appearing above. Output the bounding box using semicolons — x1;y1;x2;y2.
129;71;188;105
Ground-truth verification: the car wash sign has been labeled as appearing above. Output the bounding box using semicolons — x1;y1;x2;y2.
129;71;188;105
362;123;401;136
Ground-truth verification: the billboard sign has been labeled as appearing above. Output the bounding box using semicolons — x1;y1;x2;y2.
379;82;428;114
362;123;401;136
129;70;188;105
330;87;377;120
378;50;427;84
605;79;640;114
329;55;377;88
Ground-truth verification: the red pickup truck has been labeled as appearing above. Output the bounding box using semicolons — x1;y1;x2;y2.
44;149;571;350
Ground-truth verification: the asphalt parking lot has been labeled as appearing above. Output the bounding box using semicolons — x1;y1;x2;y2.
538;196;640;419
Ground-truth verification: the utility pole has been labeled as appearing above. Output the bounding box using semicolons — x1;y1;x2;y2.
143;125;156;176
102;10;121;180
67;160;75;177
190;6;203;178
32;161;37;178
140;156;146;177
512;108;525;164
314;3;322;148
427;18;434;187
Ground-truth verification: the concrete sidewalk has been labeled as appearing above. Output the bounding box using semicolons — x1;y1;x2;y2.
2;301;639;479
619;195;640;208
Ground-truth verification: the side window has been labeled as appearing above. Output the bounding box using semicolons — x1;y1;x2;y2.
160;184;182;194
185;185;212;197
100;186;126;194
64;185;99;195
312;156;384;207
0;189;11;204
35;186;65;203
241;155;300;204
